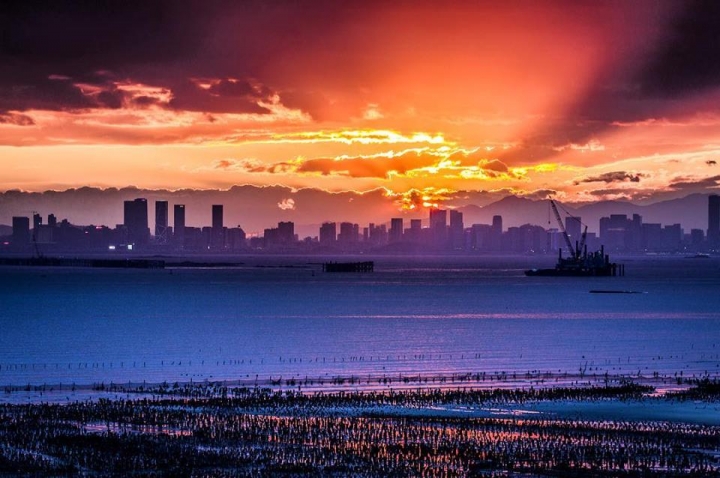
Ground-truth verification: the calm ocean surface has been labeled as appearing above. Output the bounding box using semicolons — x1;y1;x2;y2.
1;255;719;389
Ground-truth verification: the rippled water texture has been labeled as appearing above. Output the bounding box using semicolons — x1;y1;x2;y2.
1;255;719;388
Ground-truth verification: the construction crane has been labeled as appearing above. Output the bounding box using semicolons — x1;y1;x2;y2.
549;199;576;258
578;224;588;257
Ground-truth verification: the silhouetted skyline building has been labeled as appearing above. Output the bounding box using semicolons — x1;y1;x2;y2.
338;222;358;244
123;198;149;246
565;216;581;245
155;201;169;245
173;204;185;249
449;210;464;250
389;218;403;243
429;208;448;248
211;204;224;250
319;222;337;245
489;215;503;250
708;194;720;246
212;205;223;230
12;216;30;247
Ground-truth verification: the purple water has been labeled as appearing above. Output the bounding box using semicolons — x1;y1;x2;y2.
1;255;719;391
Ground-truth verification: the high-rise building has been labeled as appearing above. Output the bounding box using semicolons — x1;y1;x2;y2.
212;205;223;230
429;209;447;229
319;222;337;245
600;214;630;251
565;216;581;245
47;214;57;228
211;204;224;250
708;195;720;246
338;222;358;243
12;216;30;246
389;218;403;243
449;210;464;250
155;201;169;244
123;198;149;246
173;204;185;249
490;215;503;250
429;209;448;247
277;221;294;243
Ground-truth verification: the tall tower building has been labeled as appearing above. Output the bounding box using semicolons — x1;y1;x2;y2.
389;218;403;243
211;204;224;250
123;198;149;246
449;210;464;250
12;216;30;247
155;201;169;244
319;222;337;245
429;208;448;248
173;204;185;249
212;205;223;230
565;216;582;244
490;215;503;251
709;195;720;246
277;221;295;243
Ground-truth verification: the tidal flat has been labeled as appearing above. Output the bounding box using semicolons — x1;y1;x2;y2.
1;383;719;476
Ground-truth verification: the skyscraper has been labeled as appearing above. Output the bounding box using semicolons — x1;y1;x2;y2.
211;204;224;250
155;200;168;244
123;198;149;246
490;215;503;251
319;222;337;245
12;216;30;247
565;216;581;244
212;205;223;230
708;195;720;246
277;221;294;243
173;204;185;249
429;208;448;248
449;210;464;250
389;218;403;243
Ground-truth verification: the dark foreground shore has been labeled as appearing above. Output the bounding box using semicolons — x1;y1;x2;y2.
1;383;719;477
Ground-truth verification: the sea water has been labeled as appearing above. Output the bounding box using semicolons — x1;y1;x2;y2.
0;255;718;391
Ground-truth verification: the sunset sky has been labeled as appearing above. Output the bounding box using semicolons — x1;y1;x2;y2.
3;0;720;215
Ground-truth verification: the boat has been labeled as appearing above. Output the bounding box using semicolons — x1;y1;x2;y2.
525;199;623;277
525;245;623;277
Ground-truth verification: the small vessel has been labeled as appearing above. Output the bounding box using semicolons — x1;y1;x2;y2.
525;245;623;276
322;261;374;272
525;199;623;277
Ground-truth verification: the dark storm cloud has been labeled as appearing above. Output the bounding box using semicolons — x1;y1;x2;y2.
574;171;646;186
167;79;274;115
0;0;288;115
636;1;720;97
587;188;635;198
0;112;35;126
0;0;214;114
0;1;214;66
504;2;720;163
669;175;720;190
0;0;363;118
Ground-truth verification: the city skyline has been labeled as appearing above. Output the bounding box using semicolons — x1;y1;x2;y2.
4;194;719;255
2;2;720;216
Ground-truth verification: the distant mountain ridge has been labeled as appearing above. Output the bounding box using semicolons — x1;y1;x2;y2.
459;193;711;233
